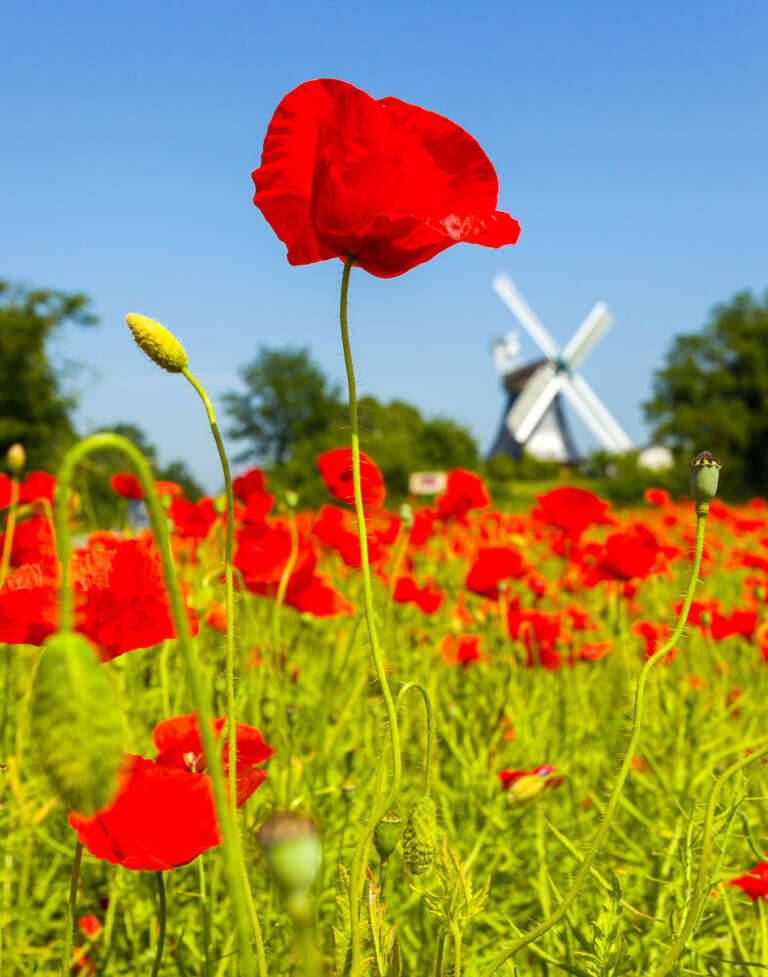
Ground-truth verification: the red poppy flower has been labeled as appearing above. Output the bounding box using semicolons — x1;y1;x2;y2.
0;514;56;567
110;472;143;500
233;468;274;520
536;487;612;538
252;78;519;279
393;574;444;614
435;469;490;518
0;560;58;645
644;487;670;506
205;601;227;632
153;714;273;807
313;505;386;567
69;755;221;870
588;524;662;583
285;573;354;618
731;861;768;900
168;497;217;542
439;633;482;666
710;607;757;641
19;471;55;505
317;447;385;509
465;546;527;599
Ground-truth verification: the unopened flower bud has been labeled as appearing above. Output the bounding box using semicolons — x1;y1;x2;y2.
402;796;438;875
689;451;721;504
505;773;547;803
32;632;124;815
285;490;299;509
374;809;402;863
126;313;188;373
6;443;25;476
258;812;321;920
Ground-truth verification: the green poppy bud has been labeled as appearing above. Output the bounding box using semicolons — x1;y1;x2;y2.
6;443;25;477
505;773;547;803
374;809;402;863
126;313;188;373
31;632;124;815
402;795;438;875
689;451;721;504
258;812;321;920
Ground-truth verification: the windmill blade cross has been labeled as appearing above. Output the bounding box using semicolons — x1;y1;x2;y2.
561;374;634;453
506;364;564;443
561;302;613;371
492;273;561;361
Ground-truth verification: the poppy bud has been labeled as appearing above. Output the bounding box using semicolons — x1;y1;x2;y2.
31;632;123;815
125;313;188;373
374;809;402;863
258;812;322;920
285;490;299;509
402;796;438;875
689;451;721;504
6;443;25;476
504;773;548;803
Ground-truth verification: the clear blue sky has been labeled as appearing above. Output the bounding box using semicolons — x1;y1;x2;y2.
3;0;766;491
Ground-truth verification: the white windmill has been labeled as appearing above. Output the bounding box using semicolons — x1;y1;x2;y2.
489;273;634;463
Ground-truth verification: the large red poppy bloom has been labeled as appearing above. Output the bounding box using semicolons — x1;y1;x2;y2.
535;487;612;538
252;78;520;278
69;755;221;871
317;447;386;509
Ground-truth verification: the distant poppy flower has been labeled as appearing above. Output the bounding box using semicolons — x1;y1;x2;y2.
731;860;768;900
644;487;670;506
318;448;385;509
69;755;221;871
587;524;662;583
252;78;520;278
154;480;184;499
436;469;490;518
710;607;757;641
0;560;58;645
576;640;613;662
536;487;612;538
499;764;562;802
409;507;437;546
232;468;274;520
19;471;55;505
168;497;217;542
205;600;227;632
110;472;143;500
285;573;354;618
465;546;527;599
439;633;482;666
153;714;272;807
393;575;444;614
313;504;386;567
0;514;55;567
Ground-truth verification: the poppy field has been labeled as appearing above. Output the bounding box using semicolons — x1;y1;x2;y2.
2;78;768;977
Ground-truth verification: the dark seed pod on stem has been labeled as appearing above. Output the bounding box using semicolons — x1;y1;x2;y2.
31;631;123;815
403;796;438;875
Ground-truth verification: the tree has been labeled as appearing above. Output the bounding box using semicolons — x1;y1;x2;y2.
223;347;343;465
0;278;97;469
643;291;768;498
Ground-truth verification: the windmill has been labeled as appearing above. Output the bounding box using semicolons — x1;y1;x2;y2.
488;273;634;463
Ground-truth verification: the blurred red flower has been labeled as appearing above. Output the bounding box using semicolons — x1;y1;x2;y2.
439;633;482;666
731;861;768;900
465;546;527;598
317;448;385;509
169;497;217;542
536;487;612;538
393;575;444;614
436;469;490;518
252;78;519;278
69;755;221;870
110;472;143;500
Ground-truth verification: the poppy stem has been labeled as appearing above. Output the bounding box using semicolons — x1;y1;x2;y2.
182;366;239;827
338;255;402;976
0;476;19;585
150;871;167;977
60;840;82;977
52;434;261;977
652;738;768;976
397;683;434;796
481;505;710;977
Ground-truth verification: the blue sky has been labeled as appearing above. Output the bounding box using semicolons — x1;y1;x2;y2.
2;0;766;490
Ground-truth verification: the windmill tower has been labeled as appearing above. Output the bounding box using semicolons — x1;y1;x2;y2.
489;274;634;463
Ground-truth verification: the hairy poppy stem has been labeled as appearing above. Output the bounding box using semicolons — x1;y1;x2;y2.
397;683;434;796
182;366;239;826
60;840;82;977
53;434;261;977
0;476;19;585
338;256;402;977
482;505;709;977
653;738;768;975
150;872;167;977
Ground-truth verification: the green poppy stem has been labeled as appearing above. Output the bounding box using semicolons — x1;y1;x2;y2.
150;872;167;977
60;840;83;977
482;504;709;976
0;477;19;585
338;256;402;977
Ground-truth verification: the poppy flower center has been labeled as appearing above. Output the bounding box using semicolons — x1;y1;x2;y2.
183;751;205;773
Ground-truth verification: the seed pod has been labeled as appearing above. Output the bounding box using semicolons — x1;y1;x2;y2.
374;809;402;863
402;796;438;875
258;812;322;920
125;313;188;373
689;451;721;504
31;632;124;815
6;443;25;476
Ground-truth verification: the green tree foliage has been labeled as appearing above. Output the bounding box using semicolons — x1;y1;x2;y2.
0;278;97;469
643;291;768;498
224;346;480;505
223;347;343;465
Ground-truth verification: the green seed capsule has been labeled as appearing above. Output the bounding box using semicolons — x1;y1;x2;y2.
258;812;322;921
402;796;438;875
126;313;188;373
31;632;124;815
374;809;402;863
689;451;721;504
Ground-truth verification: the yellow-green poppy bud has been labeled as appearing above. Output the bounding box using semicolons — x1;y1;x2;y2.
6;443;25;477
689;451;721;504
374;809;402;863
31;632;124;815
505;773;547;803
126;313;188;373
402;796;438;875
